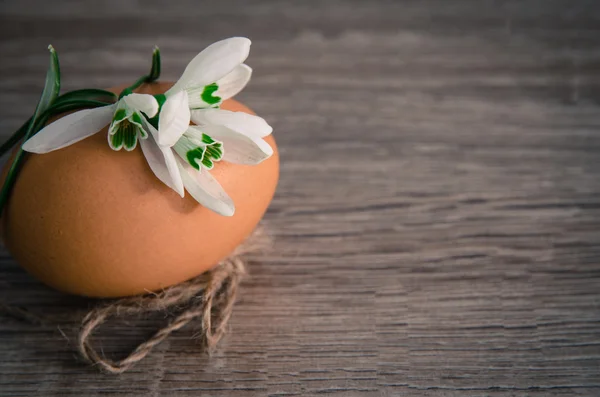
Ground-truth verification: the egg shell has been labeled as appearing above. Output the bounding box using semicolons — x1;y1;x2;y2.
1;82;279;298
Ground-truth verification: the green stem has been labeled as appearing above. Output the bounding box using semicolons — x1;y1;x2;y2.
0;99;111;213
118;75;147;99
0;121;29;156
118;46;162;99
0;126;33;213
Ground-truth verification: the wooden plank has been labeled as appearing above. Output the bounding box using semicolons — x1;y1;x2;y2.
1;0;599;395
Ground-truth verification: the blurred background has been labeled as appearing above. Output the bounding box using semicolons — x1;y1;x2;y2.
1;1;600;396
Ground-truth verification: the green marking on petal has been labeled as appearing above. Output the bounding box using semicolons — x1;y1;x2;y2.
131;112;143;126
110;127;125;150
200;140;223;170
186;146;206;170
174;132;224;170
113;108;127;122
110;108;131;135
174;135;206;170
123;124;138;151
201;133;215;144
201;155;214;169
109;119;143;151
204;142;223;161
129;112;147;139
201;134;223;161
201;83;221;106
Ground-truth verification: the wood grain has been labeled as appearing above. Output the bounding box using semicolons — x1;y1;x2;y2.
1;0;600;396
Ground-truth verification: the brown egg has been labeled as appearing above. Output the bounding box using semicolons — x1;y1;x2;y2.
1;82;279;297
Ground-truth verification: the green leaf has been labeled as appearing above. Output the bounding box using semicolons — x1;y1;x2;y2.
48;99;111;114
55;88;117;105
0;45;61;214
0;121;29;157
148;46;161;82
34;45;61;118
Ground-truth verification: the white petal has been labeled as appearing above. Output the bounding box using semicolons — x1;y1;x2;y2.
215;64;252;100
157;90;191;147
191;108;272;138
166;37;251;95
22;104;116;153
122;93;159;117
139;118;185;196
178;160;235;216
139;132;185;197
200;124;273;165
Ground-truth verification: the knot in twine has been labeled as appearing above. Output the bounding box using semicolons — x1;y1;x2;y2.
79;256;245;374
1;227;270;375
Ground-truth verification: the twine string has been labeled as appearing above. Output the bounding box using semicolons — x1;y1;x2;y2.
0;227;269;375
77;257;246;374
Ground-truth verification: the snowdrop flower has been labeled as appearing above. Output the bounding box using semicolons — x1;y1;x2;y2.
146;37;274;216
166;37;253;114
22;93;159;153
22;37;274;218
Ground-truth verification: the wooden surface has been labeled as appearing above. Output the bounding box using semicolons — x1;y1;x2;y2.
1;0;600;395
